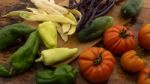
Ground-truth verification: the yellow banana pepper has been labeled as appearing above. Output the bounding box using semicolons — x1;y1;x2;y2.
38;21;57;49
35;48;78;65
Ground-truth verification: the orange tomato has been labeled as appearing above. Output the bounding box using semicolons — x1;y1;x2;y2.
138;68;150;84
120;50;145;73
103;25;136;55
138;24;150;51
78;47;116;83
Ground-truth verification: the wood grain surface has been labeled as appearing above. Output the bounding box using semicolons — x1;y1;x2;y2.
0;0;149;84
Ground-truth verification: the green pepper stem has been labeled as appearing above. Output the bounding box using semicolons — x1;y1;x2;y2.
9;67;13;76
93;53;102;65
35;56;43;62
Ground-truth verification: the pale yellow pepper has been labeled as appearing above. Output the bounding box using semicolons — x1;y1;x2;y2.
35;48;78;65
38;21;57;49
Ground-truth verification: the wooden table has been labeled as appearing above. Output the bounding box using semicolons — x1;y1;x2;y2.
0;0;150;84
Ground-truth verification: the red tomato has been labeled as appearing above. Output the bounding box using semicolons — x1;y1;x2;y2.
120;50;145;73
103;25;136;55
138;24;150;51
138;68;150;84
78;47;116;83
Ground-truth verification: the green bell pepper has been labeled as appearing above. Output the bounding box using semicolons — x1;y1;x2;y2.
0;23;35;51
0;65;10;77
36;64;77;84
9;31;39;73
121;0;143;18
77;16;114;42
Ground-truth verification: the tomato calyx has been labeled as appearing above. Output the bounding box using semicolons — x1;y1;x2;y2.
93;53;102;65
119;29;130;38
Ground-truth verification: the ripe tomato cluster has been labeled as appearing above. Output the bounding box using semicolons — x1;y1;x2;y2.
78;24;150;83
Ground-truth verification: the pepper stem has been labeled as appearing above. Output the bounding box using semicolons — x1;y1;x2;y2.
93;53;102;65
9;67;13;76
35;56;43;62
119;29;130;38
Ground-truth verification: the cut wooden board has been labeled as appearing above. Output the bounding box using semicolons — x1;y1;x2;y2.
0;0;149;84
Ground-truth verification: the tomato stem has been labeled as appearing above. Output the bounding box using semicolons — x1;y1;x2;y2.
93;53;102;65
119;29;130;38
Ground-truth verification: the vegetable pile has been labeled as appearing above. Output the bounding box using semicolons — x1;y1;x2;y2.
0;0;150;84
4;0;82;42
68;0;116;31
0;0;79;83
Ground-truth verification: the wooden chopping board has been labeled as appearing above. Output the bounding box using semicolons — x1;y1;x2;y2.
0;0;149;84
